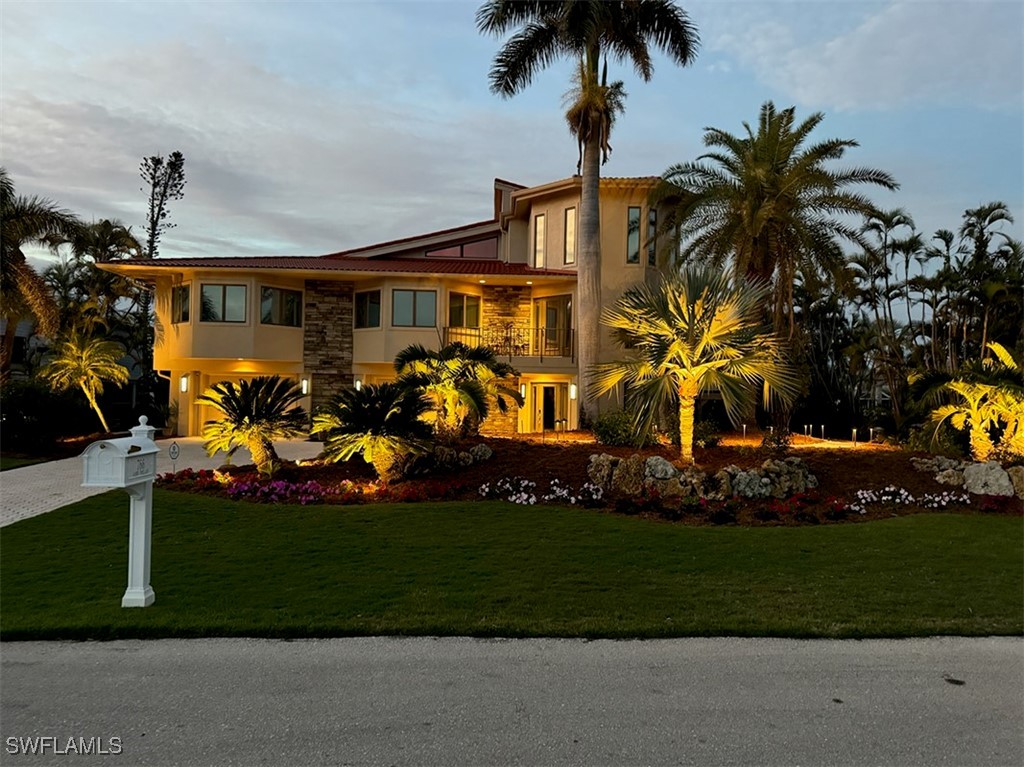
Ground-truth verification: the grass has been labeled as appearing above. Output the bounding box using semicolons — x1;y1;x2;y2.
1;489;1020;640
0;455;47;471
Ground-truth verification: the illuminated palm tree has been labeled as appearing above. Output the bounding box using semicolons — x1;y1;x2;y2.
196;375;307;471
478;0;699;420
38;332;129;433
592;267;799;463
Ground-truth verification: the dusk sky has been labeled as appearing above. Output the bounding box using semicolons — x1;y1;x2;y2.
3;0;1022;265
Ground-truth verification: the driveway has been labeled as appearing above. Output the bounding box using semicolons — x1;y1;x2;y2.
1;636;1021;766
0;438;322;527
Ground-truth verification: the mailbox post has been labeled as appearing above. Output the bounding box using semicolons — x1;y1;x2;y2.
81;416;160;607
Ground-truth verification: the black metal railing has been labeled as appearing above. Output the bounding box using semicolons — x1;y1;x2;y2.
443;325;575;361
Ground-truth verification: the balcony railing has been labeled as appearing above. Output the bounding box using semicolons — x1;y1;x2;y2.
444;325;575;362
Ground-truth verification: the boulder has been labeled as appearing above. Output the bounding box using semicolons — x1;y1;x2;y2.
962;461;1014;496
679;467;708;496
469;444;493;462
733;469;772;499
646;477;688;499
1006;466;1024;500
910;455;964;474
587;454;619;491
457;451;474;467
610;455;646;497
935;468;965;487
645;455;677;481
710;470;732;500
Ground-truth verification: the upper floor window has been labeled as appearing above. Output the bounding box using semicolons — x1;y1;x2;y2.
425;238;498;259
533;213;546;268
448;293;480;328
564;207;576;265
647;209;657;266
171;284;190;324
355;290;381;329
627;206;641;264
392;289;436;327
200;284;246;323
260;286;302;327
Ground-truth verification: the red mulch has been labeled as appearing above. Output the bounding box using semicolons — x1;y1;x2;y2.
186;432;1022;526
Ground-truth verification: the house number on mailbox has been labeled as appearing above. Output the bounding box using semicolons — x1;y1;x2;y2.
129;454;156;479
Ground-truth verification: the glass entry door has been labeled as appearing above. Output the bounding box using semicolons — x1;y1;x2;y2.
532;383;569;432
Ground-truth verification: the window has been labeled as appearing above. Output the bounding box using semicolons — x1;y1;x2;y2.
448;293;480;328
355;290;381;329
533;213;546;268
392;289;436;327
627;206;641;264
564;207;576;265
425;238;498;259
647;208;657;266
200;284;246;322
260;286;302;327
171;284;190;324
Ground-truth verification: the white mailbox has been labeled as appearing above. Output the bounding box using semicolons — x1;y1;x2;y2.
80;416;161;608
82;423;159;488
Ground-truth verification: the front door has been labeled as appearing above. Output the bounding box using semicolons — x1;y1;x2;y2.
532;383;569;432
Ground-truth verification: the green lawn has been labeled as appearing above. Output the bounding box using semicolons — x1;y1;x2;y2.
1;489;1020;640
0;455;47;471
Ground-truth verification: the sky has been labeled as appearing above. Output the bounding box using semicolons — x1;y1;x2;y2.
3;0;1022;267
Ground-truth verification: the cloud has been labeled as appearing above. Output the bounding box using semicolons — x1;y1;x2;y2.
712;1;1022;112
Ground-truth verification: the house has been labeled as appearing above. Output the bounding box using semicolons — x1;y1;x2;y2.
101;175;662;436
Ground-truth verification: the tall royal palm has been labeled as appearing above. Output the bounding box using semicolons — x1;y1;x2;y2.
592;267;799;464
477;0;699;421
654;102;898;339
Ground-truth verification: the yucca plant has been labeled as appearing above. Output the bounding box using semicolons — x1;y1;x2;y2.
311;382;432;484
196;375;307;471
592;267;800;464
37;332;129;433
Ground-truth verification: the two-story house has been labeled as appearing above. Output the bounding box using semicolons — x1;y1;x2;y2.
103;175;661;437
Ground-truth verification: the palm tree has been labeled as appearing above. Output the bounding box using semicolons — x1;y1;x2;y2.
70;218;143;263
592;266;800;463
653;102;898;339
395;342;522;441
196;375;308;471
38;332;130;433
1;168;83;374
311;382;433;484
477;0;700;421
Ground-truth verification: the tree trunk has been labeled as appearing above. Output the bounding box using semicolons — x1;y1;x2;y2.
577;132;602;425
80;382;110;433
249;438;278;471
678;388;697;465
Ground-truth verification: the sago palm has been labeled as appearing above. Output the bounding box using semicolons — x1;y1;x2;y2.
592;267;800;463
196;375;308;470
311;382;432;484
38;332;129;433
478;0;699;420
652;102;898;339
395;342;522;441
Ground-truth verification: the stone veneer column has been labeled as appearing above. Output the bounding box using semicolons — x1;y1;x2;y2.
482;285;532;337
303;280;354;413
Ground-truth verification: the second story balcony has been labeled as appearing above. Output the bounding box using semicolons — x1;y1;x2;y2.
444;324;575;363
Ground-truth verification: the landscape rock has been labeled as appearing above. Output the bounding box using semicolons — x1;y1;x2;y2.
610;455;646;497
935;468;965;487
587;454;619;491
1008;466;1024;500
469;444;493;463
962;461;1014;496
645;456;677;481
679;467;708;496
457;451;474;467
433;446;458;469
646;477;687;499
910;455;964;474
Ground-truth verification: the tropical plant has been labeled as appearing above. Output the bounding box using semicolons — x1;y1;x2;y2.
478;0;700;420
929;343;1024;462
592;267;800;463
196;375;307;471
37;332;130;433
394;342;522;441
653;102;898;340
311;382;432;484
0;168;83;373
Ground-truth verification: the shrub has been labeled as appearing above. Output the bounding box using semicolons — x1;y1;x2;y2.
903;422;966;458
693;420;721;449
593;409;656;447
0;378;94;451
760;428;791;454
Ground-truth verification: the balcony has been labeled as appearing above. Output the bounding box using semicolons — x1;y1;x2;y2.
444;325;575;362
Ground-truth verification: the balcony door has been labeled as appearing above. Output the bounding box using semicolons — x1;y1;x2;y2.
532;295;572;356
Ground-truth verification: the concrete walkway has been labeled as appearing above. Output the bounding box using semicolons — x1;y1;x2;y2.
0;438;323;528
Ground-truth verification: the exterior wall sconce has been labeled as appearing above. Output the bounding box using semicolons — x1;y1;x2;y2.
569;383;577;400
300;376;310;395
354;379;362;391
520;384;527;398
179;374;189;393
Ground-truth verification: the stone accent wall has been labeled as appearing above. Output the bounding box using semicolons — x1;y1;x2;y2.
478;380;521;437
303;280;354;412
482;285;532;336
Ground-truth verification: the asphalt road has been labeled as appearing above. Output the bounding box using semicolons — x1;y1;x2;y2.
1;637;1021;766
